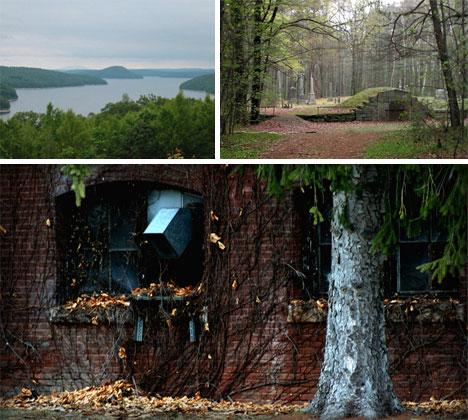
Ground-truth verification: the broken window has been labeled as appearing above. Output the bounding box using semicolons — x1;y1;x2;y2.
56;182;204;303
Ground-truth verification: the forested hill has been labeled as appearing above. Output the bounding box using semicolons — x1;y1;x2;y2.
132;68;214;78
0;83;18;111
180;73;214;94
66;66;143;79
0;66;107;88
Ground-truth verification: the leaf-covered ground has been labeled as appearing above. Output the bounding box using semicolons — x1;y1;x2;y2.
247;114;408;158
0;380;466;419
228;110;467;159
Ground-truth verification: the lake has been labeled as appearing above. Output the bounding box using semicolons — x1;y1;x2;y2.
1;77;210;119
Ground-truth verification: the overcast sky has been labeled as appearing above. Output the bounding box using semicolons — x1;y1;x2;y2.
0;0;214;69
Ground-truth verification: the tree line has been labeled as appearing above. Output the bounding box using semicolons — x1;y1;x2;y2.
0;93;214;159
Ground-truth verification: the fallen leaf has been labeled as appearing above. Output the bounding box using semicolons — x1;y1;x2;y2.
209;233;221;243
256;296;261;304
1;381;464;418
217;241;226;250
118;347;127;360
20;388;32;398
210;211;219;222
231;279;238;290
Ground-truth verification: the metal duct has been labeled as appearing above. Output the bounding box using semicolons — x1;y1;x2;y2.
143;190;201;259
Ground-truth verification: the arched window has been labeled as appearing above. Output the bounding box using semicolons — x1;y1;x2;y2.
55;182;203;302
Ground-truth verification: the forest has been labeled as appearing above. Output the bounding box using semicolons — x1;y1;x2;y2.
0;93;215;159
0;66;107;88
0;84;18;112
221;0;467;158
180;73;215;94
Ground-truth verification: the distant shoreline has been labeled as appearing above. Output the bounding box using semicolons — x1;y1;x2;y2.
1;77;211;119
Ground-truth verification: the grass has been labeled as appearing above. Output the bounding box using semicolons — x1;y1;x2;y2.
221;131;283;159
364;126;467;158
339;87;394;108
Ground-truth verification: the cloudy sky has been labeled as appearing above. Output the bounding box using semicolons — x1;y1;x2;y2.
0;0;214;69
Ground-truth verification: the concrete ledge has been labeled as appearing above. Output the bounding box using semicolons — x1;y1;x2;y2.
287;298;464;324
48;305;133;325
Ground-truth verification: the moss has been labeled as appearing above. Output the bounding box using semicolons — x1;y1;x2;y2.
339;87;395;108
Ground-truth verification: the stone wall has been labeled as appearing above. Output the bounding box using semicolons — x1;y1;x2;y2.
355;89;427;121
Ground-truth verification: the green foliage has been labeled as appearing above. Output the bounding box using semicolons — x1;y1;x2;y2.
257;165;353;198
259;165;467;283
339;87;395;108
132;68;214;78
376;166;467;283
309;206;324;225
0;93;214;158
180;73;215;94
0;66;106;88
0;83;18;111
0;97;10;110
221;131;283;158
365;126;467;158
61;165;91;207
0;83;18;100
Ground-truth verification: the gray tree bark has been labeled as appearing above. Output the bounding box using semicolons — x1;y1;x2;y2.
304;165;403;419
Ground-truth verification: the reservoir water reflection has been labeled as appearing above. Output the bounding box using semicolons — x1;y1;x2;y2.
2;77;210;119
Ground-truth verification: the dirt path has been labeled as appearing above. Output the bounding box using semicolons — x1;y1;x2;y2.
251;114;407;159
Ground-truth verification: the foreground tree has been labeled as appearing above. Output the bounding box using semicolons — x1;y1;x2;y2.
390;0;465;128
306;166;401;418
259;164;466;418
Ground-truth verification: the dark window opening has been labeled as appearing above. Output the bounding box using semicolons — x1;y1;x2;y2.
297;185;457;298
56;182;204;303
397;213;457;294
295;185;332;298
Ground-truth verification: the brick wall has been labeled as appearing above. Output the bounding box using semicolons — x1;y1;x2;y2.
0;164;466;403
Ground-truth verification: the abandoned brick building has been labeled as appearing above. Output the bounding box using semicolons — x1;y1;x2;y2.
0;165;466;403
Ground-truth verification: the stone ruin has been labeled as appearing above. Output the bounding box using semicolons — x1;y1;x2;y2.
355;89;428;121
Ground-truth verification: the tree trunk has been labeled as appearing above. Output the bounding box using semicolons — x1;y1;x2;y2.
429;0;461;128
304;165;403;419
250;0;263;122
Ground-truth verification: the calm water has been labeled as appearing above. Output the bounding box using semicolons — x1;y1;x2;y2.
1;77;210;119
